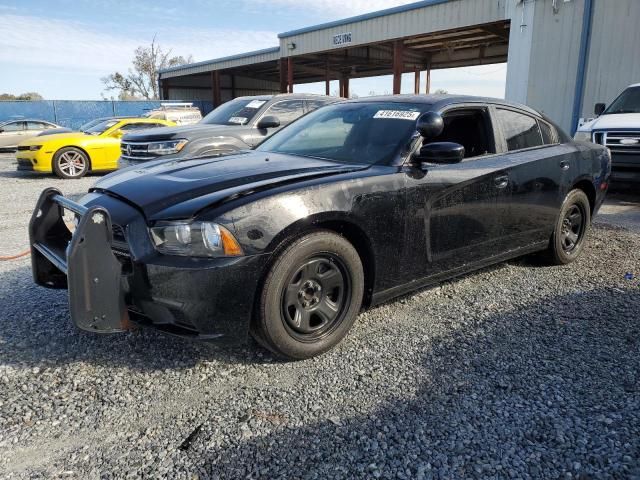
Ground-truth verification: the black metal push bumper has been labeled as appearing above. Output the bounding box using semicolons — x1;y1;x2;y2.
29;187;131;333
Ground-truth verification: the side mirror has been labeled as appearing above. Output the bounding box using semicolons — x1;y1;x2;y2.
416;111;444;139
110;130;124;139
257;116;281;129
594;103;606;116
415;142;465;165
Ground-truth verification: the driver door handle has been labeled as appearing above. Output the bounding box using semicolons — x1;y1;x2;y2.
494;175;509;189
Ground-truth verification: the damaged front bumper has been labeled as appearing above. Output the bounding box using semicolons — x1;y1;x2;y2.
29;187;131;333
29;188;265;343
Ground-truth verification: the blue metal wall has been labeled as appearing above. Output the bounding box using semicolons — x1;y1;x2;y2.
0;100;214;129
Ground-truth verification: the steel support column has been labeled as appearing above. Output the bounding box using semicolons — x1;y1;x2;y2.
425;64;431;94
287;57;294;94
325;56;331;96
161;81;169;101
393;40;404;95
414;68;420;94
211;71;221;107
279;58;288;93
339;76;349;98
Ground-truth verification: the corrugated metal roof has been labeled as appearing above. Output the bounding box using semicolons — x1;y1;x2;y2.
159;46;280;79
277;0;453;38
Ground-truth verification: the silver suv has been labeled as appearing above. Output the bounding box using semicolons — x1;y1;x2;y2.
119;94;338;167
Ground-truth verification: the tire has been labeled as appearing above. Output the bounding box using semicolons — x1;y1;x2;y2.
252;230;364;360
53;147;89;179
546;189;591;265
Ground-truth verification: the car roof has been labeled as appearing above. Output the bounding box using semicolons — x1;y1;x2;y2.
231;93;340;102
93;116;136;121
115;118;172;124
343;94;542;118
0;118;58;125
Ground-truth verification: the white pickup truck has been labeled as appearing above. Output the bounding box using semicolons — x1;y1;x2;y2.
574;83;640;183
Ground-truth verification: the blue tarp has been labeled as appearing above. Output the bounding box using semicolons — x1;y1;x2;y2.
0;100;214;129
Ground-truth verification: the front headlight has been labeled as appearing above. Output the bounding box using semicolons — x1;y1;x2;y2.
573;131;592;142
29;145;42;151
147;139;188;156
150;221;243;257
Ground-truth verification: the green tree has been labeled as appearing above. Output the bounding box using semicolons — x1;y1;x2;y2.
0;92;44;100
102;37;192;100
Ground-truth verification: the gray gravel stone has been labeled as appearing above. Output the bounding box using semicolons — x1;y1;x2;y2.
0;155;639;479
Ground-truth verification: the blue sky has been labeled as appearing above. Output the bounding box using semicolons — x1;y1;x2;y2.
0;0;507;100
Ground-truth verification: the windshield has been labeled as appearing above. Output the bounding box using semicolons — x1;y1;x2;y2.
200;98;268;126
256;102;425;165
79;118;107;132
84;119;118;135
604;86;640;114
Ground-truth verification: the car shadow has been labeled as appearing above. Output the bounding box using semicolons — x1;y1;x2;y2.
0;246;603;372
182;287;640;478
0;170;110;180
0;264;278;370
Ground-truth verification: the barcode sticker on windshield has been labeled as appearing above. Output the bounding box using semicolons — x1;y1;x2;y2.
246;100;267;109
373;110;421;121
228;117;248;125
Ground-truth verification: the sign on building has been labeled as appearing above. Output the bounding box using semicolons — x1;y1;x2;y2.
332;32;352;46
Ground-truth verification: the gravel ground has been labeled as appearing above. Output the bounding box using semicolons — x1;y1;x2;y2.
0;153;639;479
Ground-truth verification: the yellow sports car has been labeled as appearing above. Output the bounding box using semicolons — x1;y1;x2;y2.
16;117;175;179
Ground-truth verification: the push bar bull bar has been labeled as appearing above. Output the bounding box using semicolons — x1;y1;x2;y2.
29;187;130;333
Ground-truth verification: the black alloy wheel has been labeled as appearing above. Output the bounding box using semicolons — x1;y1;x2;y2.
253;230;364;360
559;204;586;254
281;255;350;342
547;189;591;265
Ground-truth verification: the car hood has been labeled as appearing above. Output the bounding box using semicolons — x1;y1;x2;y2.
91;151;369;220
580;113;640;131
122;123;248;142
19;132;85;145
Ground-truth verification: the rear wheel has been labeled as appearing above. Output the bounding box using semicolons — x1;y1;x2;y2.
53;147;89;179
546;189;591;265
252;231;364;360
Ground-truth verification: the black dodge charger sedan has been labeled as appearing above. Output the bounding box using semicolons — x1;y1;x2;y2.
30;95;611;359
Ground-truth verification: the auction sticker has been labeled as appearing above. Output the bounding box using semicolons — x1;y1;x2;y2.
246;100;267;109
373;110;421;120
228;116;248;125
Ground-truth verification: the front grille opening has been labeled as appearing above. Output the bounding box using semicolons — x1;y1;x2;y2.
111;223;126;243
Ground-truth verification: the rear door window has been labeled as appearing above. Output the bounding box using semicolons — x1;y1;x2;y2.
496;109;544;151
26;121;47;130
2;121;25;132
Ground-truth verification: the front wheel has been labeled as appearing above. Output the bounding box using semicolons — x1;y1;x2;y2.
253;231;364;360
53;147;89;179
546;189;591;265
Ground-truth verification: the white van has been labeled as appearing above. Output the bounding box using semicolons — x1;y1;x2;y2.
574;83;640;183
145;103;203;125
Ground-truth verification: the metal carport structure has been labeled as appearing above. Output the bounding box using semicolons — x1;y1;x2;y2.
159;0;640;134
